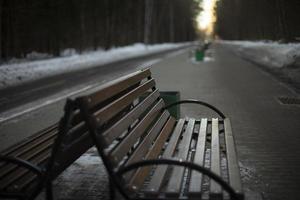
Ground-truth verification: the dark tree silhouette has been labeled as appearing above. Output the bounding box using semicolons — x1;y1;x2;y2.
0;0;200;61
215;0;300;41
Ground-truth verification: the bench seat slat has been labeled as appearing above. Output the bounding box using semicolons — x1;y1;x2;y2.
0;148;50;190
188;118;208;197
210;118;222;199
110;99;164;164
93;79;156;127
102;90;160;146
224;118;243;198
128;117;176;190
165;119;196;197
87;69;151;109
124;111;170;180
145;119;185;196
0;137;55;179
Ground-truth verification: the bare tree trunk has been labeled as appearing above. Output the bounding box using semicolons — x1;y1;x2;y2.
144;0;153;44
169;0;175;42
0;1;2;60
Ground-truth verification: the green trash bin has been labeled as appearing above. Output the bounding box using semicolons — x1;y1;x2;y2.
160;91;180;119
195;49;204;61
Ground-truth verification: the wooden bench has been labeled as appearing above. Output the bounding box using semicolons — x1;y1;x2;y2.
0;68;244;200
0;98;94;199
75;69;244;200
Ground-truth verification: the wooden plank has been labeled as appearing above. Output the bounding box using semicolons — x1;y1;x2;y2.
1;124;58;156
145;119;185;196
124;111;170;180
0;137;55;179
102;90;160;146
4;131;56;159
93;79;156;127
64;122;87;143
87;69;151;108
128;117;176;190
224;118;243;198
188;118;208;197
165;119;196;197
109;99;164;164
210;118;222;199
0;148;51;190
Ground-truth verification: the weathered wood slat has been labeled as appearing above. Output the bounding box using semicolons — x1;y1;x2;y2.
64;122;87;143
1;124;58;156
93;79;156;127
145;119;185;196
102;90;160;146
127;117;176;190
87;69;151;109
124;111;170;180
5;132;56;160
110;99;164;164
224;118;243;198
210;118;222;199
0;148;50;190
165;119;195;197
188;118;208;197
2;135;91;192
0;137;55;179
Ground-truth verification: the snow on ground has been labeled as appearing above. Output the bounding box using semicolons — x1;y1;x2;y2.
220;40;300;68
0;43;190;90
220;40;300;92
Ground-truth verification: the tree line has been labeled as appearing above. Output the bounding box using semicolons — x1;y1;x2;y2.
215;0;300;41
0;0;200;61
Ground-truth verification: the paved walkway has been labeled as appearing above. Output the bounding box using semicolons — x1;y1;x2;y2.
152;44;300;200
38;44;299;200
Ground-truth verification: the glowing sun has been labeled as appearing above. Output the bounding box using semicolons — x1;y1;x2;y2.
197;0;217;35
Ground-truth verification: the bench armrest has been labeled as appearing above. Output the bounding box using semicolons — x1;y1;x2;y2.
0;155;43;176
163;99;226;119
116;158;241;200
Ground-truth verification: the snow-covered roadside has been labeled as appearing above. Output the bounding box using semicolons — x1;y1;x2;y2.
220;40;300;68
219;40;300;92
0;43;191;90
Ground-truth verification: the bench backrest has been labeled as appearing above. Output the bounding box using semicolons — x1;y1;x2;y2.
76;69;175;187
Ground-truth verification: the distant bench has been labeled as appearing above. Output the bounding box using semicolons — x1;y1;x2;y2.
0;69;244;200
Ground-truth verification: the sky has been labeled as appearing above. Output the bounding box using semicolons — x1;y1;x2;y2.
197;0;217;36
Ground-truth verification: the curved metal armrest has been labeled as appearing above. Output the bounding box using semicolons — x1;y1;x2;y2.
0;155;43;176
116;158;240;200
163;99;226;119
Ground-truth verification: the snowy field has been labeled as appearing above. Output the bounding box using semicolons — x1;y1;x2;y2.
220;40;300;92
0;43;190;90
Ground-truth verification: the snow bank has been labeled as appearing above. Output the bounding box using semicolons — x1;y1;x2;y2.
0;43;189;90
220;40;300;69
220;40;300;92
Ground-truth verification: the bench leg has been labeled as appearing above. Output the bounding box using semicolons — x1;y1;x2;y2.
109;178;115;200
